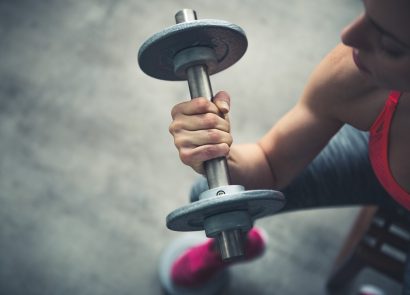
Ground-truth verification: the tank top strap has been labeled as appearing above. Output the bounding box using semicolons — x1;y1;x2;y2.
389;90;402;104
370;91;402;133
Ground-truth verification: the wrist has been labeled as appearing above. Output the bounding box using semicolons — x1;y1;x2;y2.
227;144;277;190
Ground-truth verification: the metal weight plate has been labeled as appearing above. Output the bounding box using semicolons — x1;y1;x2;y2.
138;19;248;81
166;190;285;231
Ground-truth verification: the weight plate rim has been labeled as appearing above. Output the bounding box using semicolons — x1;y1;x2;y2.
166;190;285;231
138;19;247;59
138;19;248;81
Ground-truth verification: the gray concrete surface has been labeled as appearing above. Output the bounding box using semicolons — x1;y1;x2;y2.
0;0;402;294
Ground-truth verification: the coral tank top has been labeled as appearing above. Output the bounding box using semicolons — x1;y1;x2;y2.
369;91;410;210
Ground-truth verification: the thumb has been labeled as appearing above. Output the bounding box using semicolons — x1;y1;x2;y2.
213;91;231;114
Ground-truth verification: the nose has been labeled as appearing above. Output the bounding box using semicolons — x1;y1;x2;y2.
341;13;373;51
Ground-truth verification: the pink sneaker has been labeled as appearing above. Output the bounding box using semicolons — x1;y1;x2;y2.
358;285;385;295
171;227;267;288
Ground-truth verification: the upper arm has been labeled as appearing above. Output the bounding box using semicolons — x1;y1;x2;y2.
258;44;365;189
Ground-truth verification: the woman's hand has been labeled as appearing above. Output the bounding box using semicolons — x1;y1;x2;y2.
169;91;233;174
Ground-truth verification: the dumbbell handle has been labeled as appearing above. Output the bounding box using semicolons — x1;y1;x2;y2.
186;66;232;188
175;10;231;189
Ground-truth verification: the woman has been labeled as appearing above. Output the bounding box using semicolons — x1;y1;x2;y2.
167;0;410;292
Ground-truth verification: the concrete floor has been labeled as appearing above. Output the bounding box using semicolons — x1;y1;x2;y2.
0;0;402;294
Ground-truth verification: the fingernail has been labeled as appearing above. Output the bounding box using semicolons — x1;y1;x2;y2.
220;101;230;113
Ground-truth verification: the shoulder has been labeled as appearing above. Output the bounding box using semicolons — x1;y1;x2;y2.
304;43;375;99
300;43;383;129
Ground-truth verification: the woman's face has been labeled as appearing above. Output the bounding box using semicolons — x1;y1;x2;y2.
341;0;410;91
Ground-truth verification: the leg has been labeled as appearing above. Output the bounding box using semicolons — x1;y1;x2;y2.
281;125;397;211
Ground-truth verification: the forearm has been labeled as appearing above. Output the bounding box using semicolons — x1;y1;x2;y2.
227;143;278;190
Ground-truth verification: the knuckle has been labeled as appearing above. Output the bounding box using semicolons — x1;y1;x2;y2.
173;136;182;148
171;101;188;118
173;134;189;148
179;149;193;165
221;119;231;132
194;98;211;112
222;143;231;154
207;129;221;142
203;113;218;128
203;145;219;159
170;105;180;119
226;134;233;146
168;122;176;134
169;120;182;134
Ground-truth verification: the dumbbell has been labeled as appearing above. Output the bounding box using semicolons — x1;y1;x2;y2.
138;9;285;261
